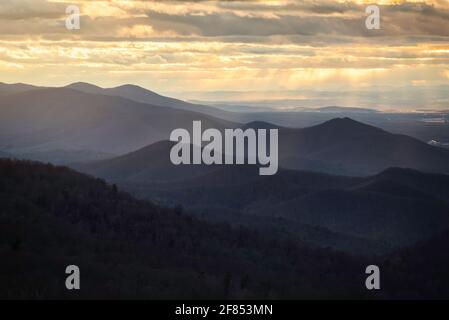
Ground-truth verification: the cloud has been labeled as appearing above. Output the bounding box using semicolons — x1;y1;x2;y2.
0;0;67;20
0;1;448;41
141;2;449;39
0;0;447;109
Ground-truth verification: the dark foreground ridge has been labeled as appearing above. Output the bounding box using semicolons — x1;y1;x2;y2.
2;159;449;299
0;159;366;299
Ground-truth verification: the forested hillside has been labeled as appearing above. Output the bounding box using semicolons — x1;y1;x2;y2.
0;159;367;299
2;159;449;299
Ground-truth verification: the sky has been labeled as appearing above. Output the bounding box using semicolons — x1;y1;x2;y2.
0;0;448;110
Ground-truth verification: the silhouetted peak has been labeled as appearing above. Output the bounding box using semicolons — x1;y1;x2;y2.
308;117;386;135
66;82;103;90
114;84;141;89
113;84;156;93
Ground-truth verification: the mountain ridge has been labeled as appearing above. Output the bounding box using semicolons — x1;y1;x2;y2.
0;87;237;155
66;81;232;119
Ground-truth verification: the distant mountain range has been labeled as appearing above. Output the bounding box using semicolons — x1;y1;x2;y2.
75;117;449;178
66;82;231;118
2;81;449;157
275;117;449;175
2;81;449;175
196;100;379;114
0;86;235;155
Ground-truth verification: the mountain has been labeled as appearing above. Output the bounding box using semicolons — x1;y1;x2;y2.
64;82;103;94
278;117;449;175
66;82;231;119
0;158;369;299
74;136;449;254
0;87;237;157
71;116;449;255
159;167;449;251
261;176;449;248
0;82;39;95
76;117;449;178
66;82;181;108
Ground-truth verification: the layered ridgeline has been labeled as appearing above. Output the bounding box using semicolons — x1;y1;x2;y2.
0;86;236;161
2;159;449;299
2;81;449;298
74;117;449;177
2;81;449;175
3;81;449;256
74;137;449;256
